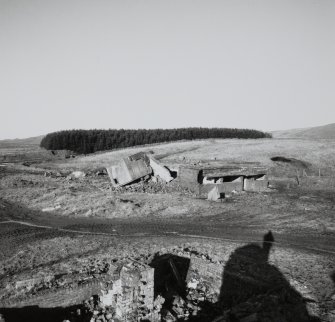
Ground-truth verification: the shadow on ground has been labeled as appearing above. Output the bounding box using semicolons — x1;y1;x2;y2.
0;305;80;322
150;253;190;315
183;231;320;322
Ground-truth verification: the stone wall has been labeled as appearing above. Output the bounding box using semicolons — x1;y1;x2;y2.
1;260;158;321
244;175;269;192
179;166;269;196
199;176;244;197
178;167;201;192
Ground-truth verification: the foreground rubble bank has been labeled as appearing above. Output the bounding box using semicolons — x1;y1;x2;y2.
1;233;334;322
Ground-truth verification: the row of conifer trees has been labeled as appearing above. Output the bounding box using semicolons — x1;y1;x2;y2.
40;128;271;154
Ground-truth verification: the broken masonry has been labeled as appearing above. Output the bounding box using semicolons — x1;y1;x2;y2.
106;152;173;187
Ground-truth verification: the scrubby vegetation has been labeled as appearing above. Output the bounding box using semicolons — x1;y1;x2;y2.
40;128;271;154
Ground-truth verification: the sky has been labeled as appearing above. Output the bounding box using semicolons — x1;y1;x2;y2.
0;0;334;139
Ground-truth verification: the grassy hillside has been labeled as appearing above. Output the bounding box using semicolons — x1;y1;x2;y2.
48;138;335;177
273;123;335;139
0;135;60;163
0;136;44;158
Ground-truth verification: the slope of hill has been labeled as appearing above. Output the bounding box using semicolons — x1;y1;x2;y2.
273;123;335;139
0;135;45;161
0;135;44;149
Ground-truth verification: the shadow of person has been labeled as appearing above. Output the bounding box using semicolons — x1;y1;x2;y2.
0;305;79;322
331;271;335;285
149;253;190;319
218;231;320;322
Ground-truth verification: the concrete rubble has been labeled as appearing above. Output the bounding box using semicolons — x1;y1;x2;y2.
110;178;194;196
106;153;271;197
63;260;163;322
149;157;174;183
0;244;322;322
106;152;174;187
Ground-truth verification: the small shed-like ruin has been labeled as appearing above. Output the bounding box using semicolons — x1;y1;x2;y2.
179;163;269;196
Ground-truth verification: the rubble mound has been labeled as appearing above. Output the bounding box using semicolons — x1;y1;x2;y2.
0;238;325;322
111;179;194;196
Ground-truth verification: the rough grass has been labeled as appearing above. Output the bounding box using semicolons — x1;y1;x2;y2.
45;138;335;174
0;146;44;157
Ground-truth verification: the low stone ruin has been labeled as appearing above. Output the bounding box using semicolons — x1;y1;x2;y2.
178;164;269;199
1;260;163;322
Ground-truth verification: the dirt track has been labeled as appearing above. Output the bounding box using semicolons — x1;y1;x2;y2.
1;218;335;256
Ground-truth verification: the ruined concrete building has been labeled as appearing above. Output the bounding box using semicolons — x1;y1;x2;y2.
106;152;173;187
106;152;269;200
178;163;269;197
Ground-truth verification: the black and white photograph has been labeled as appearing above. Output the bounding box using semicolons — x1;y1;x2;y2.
0;0;334;321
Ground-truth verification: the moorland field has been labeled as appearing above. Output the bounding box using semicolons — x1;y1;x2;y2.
0;136;334;321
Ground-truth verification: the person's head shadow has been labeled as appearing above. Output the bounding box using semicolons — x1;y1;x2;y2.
218;231;275;309
330;271;335;285
262;230;274;256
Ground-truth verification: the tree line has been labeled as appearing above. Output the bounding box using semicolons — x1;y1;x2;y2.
40;128;272;154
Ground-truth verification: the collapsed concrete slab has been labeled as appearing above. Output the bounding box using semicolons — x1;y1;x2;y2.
106;153;152;187
106;152;175;187
149;157;173;182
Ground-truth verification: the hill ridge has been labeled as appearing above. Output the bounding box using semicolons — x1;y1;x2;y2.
272;123;335;139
